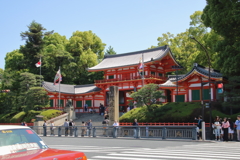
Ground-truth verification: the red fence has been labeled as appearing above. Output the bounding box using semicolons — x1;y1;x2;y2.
119;122;210;127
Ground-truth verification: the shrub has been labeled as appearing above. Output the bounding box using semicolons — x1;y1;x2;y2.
10;111;26;123
40;109;63;120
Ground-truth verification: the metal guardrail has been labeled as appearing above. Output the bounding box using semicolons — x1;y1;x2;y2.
30;125;198;140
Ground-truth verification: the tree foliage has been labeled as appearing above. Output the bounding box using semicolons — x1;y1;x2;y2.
19;21;53;75
25;87;50;111
66;30;106;84
202;0;240;76
153;11;222;73
221;76;240;115
105;46;117;55
130;84;165;111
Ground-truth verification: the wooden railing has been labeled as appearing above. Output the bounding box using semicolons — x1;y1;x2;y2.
95;75;167;83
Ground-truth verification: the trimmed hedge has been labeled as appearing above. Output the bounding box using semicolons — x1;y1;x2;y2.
40;109;63;121
10;111;26;123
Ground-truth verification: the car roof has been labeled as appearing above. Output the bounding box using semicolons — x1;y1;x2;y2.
0;125;30;130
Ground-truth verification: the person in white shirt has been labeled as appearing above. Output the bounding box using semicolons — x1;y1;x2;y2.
113;120;119;138
127;106;130;112
50;121;55;136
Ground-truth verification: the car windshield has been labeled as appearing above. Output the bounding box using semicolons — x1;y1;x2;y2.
0;128;48;155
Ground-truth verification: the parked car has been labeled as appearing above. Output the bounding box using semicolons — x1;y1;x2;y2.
0;125;87;160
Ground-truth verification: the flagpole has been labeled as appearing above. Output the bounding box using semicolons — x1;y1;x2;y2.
58;66;61;110
40;57;42;87
142;53;144;87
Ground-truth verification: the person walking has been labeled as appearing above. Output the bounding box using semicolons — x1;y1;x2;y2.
195;115;202;140
64;119;69;136
133;119;139;138
81;121;86;137
69;119;73;136
113;120;119;138
102;117;109;136
212;116;221;141
43;120;47;136
50;121;55;136
228;118;234;141
84;103;88;112
235;115;240;142
87;119;92;137
222;117;230;142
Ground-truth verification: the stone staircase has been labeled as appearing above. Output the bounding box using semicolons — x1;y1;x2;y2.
74;113;104;126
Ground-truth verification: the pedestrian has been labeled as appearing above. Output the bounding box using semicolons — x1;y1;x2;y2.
221;117;229;142
212;116;221;141
228;118;234;141
127;105;130;112
43;120;47;136
194;115;202;140
104;111;109;120
24;121;27;126
64;119;69;136
87;119;92;137
99;103;104;115
102;117;109;136
81;121;86;137
84;103;88;112
69;119;73;136
20;122;25;126
113;120;119;138
132;119;138;138
235;115;240;142
50;121;55;136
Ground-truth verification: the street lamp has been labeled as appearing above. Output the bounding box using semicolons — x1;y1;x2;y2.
190;36;212;140
171;65;183;102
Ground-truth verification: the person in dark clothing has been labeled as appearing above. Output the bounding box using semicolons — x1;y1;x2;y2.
133;119;139;138
195;115;202;140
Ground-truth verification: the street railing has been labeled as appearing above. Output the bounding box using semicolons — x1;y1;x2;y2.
30;125;197;140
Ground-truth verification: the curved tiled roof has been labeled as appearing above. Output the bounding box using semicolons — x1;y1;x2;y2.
42;81;101;94
159;63;223;87
88;45;179;71
176;63;222;82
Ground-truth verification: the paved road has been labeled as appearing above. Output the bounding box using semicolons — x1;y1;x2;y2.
42;137;240;160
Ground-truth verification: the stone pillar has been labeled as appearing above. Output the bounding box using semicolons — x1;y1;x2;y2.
34;115;44;134
108;86;119;126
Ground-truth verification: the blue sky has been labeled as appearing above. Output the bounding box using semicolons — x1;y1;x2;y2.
0;0;207;69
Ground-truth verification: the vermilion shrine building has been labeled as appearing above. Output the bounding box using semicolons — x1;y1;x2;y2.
42;45;223;113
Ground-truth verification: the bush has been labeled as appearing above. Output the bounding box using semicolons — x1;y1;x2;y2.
22;110;41;123
40;109;63;121
10;111;26;123
0;112;18;123
120;102;202;123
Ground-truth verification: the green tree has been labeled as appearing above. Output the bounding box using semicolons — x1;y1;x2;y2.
0;68;3;87
130;84;165;112
20;21;53;75
5;49;25;71
202;0;240;76
25;87;50;111
66;30;106;84
105;46;117;55
221;76;240;115
155;11;221;73
42;32;73;83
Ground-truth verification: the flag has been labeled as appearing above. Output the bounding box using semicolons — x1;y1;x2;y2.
35;59;41;67
138;58;143;71
54;69;62;85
